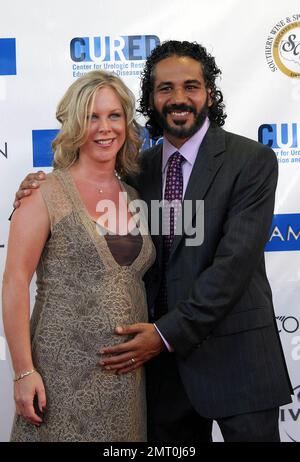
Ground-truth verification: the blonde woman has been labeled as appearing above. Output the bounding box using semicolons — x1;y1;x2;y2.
2;71;156;441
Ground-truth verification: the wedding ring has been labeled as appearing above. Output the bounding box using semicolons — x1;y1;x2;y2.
131;358;135;364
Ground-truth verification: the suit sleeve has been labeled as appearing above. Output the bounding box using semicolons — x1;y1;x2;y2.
155;145;278;357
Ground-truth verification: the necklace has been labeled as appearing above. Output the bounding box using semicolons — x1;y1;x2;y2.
79;170;121;195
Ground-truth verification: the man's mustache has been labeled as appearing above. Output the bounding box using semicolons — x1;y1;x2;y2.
162;104;197;116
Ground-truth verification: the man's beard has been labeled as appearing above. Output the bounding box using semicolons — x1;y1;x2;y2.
153;100;209;139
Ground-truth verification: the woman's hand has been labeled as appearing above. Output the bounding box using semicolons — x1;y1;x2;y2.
14;371;46;426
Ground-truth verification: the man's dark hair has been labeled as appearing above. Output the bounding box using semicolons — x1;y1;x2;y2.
138;40;227;138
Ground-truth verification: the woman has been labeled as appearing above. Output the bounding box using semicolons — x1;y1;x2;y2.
2;71;155;441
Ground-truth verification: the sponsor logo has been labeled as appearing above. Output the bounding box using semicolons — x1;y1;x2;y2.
280;385;300;442
258;123;298;149
265;15;300;77
0;141;8;159
32;129;59;167
258;123;300;165
265;214;300;252
276;316;300;334
70;35;160;78
0;38;16;75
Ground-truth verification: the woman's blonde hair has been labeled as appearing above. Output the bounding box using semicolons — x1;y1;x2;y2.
52;70;141;176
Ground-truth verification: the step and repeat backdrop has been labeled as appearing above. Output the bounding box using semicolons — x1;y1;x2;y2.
0;0;299;442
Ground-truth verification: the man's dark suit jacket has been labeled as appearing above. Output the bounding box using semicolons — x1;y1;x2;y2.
128;123;292;418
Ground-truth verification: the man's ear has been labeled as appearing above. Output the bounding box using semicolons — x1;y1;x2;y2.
207;88;213;107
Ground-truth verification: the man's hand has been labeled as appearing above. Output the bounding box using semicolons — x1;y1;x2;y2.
14;171;46;209
99;323;165;374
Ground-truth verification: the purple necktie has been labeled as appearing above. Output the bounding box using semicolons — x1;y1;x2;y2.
154;152;185;320
163;151;185;254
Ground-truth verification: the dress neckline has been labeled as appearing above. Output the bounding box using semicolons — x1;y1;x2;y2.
54;168;148;271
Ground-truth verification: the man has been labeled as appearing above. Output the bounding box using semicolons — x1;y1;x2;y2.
14;41;292;442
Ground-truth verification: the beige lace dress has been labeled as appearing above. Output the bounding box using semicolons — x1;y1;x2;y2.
10;169;155;442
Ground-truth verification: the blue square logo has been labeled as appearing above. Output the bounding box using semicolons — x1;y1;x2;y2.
0;38;17;75
32;129;59;167
266;214;300;252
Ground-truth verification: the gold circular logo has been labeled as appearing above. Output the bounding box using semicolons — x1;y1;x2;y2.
273;21;300;78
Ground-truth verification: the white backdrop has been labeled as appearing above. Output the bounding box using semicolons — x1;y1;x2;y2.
1;0;300;442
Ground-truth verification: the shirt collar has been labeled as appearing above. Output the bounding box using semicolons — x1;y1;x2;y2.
162;117;210;173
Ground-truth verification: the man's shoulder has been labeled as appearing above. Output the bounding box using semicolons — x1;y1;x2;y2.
222;127;272;153
217;126;277;166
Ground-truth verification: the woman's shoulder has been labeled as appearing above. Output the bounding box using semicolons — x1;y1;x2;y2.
40;170;56;184
39;169;67;202
40;169;64;189
39;169;72;222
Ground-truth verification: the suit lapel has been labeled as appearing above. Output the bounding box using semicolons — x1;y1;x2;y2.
141;145;164;269
170;125;226;258
144;146;162;204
